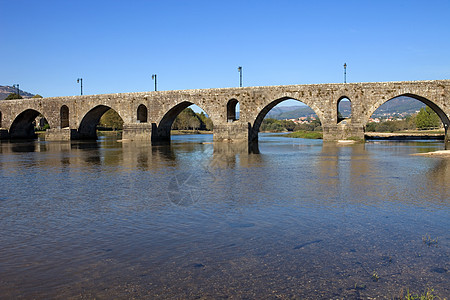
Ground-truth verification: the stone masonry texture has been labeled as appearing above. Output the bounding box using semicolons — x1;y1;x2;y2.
0;80;448;142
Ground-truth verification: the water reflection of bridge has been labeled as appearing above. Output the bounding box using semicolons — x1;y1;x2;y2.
2;138;448;207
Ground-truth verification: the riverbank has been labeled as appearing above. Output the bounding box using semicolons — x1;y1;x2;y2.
281;130;323;139
278;129;445;141
365;131;445;140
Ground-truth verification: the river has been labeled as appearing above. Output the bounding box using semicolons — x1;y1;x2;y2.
0;134;449;299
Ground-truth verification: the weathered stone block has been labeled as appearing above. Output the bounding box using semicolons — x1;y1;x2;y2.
323;122;365;141
122;123;153;141
213;122;250;142
45;128;71;141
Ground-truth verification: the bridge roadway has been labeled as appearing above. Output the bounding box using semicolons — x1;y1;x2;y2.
0;80;449;144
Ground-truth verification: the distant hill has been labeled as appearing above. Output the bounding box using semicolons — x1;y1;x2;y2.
266;96;426;120
371;96;425;117
0;85;35;100
267;105;316;119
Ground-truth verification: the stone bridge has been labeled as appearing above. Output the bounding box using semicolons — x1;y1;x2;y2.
0;80;449;144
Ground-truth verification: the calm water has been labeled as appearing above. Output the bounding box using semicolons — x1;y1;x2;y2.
0;134;449;299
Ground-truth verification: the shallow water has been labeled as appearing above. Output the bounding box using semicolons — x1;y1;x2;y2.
0;134;449;299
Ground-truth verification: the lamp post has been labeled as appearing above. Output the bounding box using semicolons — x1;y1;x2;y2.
237;66;242;87
343;63;347;83
445;123;449;146
77;78;83;95
152;74;157;91
13;84;20;96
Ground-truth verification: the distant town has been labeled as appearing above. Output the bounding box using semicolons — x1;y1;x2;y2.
283;111;422;125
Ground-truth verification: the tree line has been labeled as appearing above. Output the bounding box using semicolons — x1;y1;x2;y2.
4;93;43;100
260;118;322;132
365;106;441;132
172;108;213;131
98;107;213;131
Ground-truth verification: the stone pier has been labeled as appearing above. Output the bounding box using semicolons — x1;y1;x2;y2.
0;129;8;139
45;128;71;141
213;123;251;143
122;123;153;141
323;121;365;141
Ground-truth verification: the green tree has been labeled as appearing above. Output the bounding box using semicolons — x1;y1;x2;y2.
268;122;284;131
260;118;303;132
260;118;278;131
5;93;22;100
99;109;124;130
294;121;322;132
415;106;440;129
404;114;417;130
196;112;213;130
32;94;43;98
365;114;418;133
172;108;202;130
280;120;296;131
365;122;377;132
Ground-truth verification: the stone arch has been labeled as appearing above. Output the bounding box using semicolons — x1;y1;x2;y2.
337;96;352;123
60;105;69;128
155;101;213;142
363;93;450;129
10;109;48;139
137;104;148;123
227;99;239;122
76;105;124;139
250;97;322;142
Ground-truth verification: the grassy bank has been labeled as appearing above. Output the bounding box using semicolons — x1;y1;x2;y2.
281;130;323;139
281;129;444;140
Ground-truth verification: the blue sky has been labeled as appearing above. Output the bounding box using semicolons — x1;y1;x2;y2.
1;0;450;103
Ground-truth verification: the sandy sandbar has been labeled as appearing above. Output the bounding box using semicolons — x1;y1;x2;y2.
412;150;450;157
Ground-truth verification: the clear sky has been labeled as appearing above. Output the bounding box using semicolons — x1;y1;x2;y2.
1;0;450;101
